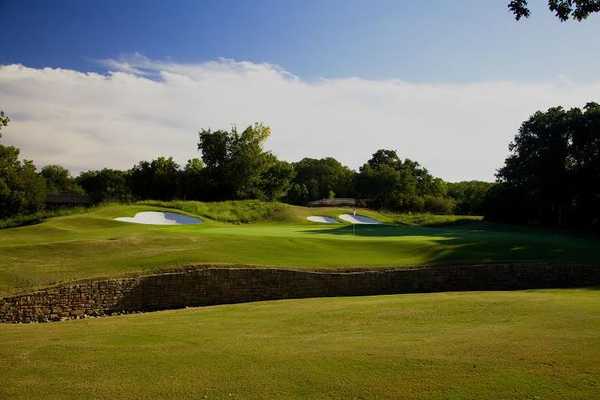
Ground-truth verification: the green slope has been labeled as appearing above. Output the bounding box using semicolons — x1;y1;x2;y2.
2;289;600;399
0;201;598;296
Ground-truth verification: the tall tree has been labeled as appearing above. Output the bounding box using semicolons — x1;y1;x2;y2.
40;165;83;194
197;123;275;200
497;107;573;225
0;112;47;217
259;156;295;201
509;0;600;21
447;181;494;215
180;158;205;200
489;103;600;229
367;149;402;170
0;145;47;218
355;149;453;213
76;169;132;203
129;157;180;200
287;157;354;203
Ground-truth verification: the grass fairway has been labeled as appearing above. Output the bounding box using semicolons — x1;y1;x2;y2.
1;289;599;399
0;202;599;296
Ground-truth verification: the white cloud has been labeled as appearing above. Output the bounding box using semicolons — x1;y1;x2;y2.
1;57;599;181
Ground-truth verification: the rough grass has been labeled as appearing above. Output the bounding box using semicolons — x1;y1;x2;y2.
139;200;292;223
0;206;90;229
0;201;598;296
2;289;600;399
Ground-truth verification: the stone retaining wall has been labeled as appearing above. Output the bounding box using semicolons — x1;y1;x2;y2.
1;263;599;323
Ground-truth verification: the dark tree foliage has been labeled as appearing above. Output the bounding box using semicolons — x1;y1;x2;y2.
487;103;600;229
367;149;402;170
259;155;295;201
509;0;600;21
197;123;294;201
0;145;47;218
355;149;453;213
179;158;205;200
1;116;485;219
285;157;354;204
447;181;494;215
0;113;47;218
76;169;132;203
129;157;180;201
40;165;83;195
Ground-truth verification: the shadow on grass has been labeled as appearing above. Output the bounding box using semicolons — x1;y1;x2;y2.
301;221;600;266
303;221;497;238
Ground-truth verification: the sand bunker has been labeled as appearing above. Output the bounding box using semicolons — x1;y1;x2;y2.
338;214;381;225
115;211;201;225
306;216;338;224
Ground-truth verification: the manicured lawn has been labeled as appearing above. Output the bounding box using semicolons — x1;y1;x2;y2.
0;202;598;296
1;289;599;399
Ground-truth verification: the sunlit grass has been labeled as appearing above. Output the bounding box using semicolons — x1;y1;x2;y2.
0;201;598;296
2;289;599;399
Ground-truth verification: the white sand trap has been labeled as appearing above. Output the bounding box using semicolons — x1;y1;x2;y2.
306;216;338;224
338;214;382;225
115;211;201;225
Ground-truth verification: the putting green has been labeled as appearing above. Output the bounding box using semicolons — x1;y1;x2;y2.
1;289;599;399
0;202;598;296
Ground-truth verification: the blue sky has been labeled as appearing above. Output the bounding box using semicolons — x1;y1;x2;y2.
2;0;599;82
1;1;599;181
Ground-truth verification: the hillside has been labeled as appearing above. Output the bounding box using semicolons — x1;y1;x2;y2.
0;201;598;296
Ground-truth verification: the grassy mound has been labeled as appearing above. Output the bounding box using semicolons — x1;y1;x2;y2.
139;200;292;223
0;201;598;296
2;289;599;399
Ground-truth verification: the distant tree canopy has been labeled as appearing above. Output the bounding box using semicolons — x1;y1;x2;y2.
0;113;45;217
486;103;600;229
76;169;132;203
447;181;494;215
129;157;180;201
509;0;600;21
0;144;47;218
197;123;294;201
286;157;353;204
355;149;453;213
0;118;498;220
40;165;82;195
180;158;205;200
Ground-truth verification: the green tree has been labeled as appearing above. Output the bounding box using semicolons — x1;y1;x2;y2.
180;158;205;200
40;165;83;194
0;145;47;218
259;157;295;201
497;106;573;225
288;157;354;203
227;123;272;199
197;123;274;200
355;149;453;213
509;0;600;21
447;181;494;215
489;102;600;229
76;169;132;203
0;113;47;217
367;149;402;170
129;157;180;200
567;102;600;227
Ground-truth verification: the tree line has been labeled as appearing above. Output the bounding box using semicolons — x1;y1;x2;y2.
2;102;599;230
0;118;492;218
486;102;600;230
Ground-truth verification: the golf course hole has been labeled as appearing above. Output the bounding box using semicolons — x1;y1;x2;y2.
338;214;382;225
306;216;338;224
114;211;202;225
